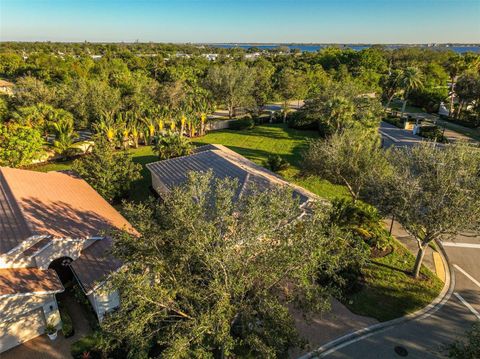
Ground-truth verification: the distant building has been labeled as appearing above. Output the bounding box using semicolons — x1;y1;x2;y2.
245;52;261;60
203;53;219;61
0;80;14;96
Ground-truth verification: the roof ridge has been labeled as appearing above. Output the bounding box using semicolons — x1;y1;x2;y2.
146;147;224;169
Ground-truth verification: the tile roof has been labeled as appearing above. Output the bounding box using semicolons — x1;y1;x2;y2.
70;237;121;295
0;79;14;87
0;167;137;254
0;268;64;298
147;144;316;205
0;170;33;254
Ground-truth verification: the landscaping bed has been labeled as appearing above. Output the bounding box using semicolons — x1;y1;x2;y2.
344;240;443;322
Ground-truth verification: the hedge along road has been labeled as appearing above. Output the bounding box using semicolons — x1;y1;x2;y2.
301;232;480;359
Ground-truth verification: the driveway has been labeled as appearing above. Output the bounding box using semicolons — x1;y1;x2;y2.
379;122;424;148
305;233;480;358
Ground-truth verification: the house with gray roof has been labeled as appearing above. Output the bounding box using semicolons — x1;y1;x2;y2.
146;144;317;207
0;167;136;353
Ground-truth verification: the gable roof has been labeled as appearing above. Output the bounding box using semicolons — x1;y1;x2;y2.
0;167;137;254
0;268;64;298
146;144;316;205
70;237;122;295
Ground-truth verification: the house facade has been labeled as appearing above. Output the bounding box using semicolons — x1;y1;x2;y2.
0;167;136;353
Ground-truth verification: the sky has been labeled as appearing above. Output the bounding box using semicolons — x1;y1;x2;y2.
1;0;479;43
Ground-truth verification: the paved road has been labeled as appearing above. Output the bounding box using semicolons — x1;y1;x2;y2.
379;122;424;148
318;233;480;359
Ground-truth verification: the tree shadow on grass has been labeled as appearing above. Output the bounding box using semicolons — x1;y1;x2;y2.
369;260;411;276
129;154;159;202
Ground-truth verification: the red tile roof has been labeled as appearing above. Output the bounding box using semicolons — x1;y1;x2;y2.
0;167;138;254
0;268;64;297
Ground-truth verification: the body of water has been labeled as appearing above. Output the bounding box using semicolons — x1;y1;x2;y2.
212;44;480;54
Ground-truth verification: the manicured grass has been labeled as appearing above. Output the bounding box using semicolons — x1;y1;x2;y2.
389;101;425;114
27;124;347;201
345;240;443;322
194;124;349;200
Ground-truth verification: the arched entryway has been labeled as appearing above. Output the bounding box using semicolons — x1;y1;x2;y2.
48;256;74;285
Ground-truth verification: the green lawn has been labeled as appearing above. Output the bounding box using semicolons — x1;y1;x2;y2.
345;240;443;322
389;100;425;114
193;124;349;200
28;124;347;201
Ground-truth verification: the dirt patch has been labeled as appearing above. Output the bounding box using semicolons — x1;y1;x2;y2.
371;245;393;258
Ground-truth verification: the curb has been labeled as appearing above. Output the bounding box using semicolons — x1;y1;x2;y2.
299;240;455;358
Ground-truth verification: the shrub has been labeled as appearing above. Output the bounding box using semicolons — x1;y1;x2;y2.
329;198;391;251
59;302;74;338
71;333;102;359
383;116;404;128
409;87;448;113
445;115;480;129
264;154;289;172
418;125;448;143
229;118;254;130
448;322;480;359
0;123;44;167
287;110;317;130
155;132;193;160
72;138;142;203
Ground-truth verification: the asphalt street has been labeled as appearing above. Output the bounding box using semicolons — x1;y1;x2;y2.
318;233;480;358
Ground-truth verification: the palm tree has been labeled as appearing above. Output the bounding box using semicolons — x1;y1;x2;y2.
445;55;468;117
398;67;423;119
51;119;79;159
94;111;118;143
381;69;402;110
323;96;355;133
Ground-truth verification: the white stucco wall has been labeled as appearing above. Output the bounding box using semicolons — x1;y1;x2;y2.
0;295;61;353
0;293;57;322
34;238;95;269
88;289;120;322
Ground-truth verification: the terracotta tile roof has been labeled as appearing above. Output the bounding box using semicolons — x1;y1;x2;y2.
0;167;137;254
0;170;33;253
147;144;316;204
0;79;14;87
0;268;64;297
70;237;122;294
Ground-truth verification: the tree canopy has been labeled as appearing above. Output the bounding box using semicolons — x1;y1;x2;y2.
365;142;480;278
72;138;142;202
101;171;367;358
